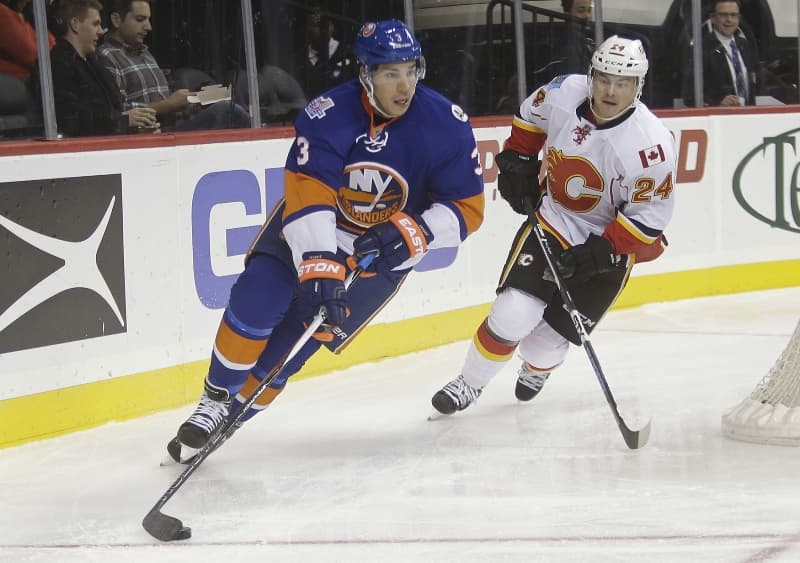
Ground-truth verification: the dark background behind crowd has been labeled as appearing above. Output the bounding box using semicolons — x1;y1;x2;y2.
0;0;798;140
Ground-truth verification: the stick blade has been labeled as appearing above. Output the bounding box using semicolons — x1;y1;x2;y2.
142;507;191;541
622;419;651;450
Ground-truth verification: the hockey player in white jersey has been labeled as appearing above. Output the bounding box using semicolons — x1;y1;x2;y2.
432;35;677;414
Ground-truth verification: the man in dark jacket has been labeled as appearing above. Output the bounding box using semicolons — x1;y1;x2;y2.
46;0;156;136
683;0;761;106
293;7;356;100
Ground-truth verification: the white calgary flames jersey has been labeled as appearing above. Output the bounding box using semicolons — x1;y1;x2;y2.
508;74;676;263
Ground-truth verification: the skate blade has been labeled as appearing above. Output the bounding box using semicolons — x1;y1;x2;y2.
426;409;452;421
159;451;198;466
159;453;177;467
162;437;199;466
159;448;199;465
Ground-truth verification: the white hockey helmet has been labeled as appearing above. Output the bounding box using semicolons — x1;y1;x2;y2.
588;35;649;118
591;35;649;79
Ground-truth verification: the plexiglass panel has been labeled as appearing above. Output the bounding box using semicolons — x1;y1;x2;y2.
4;0;798;144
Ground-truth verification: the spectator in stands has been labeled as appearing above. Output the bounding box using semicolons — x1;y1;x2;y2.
294;6;356;100
683;0;761;106
97;0;250;131
563;0;592;22
0;0;55;80
497;0;594;112
46;0;158;137
557;0;594;74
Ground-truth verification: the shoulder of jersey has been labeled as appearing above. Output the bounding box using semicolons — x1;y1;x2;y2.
550;74;588;100
530;74;587;111
298;80;362;127
631;108;675;148
412;84;472;128
617;112;677;172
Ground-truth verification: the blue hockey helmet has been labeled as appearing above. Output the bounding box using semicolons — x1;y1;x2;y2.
356;20;425;117
355;19;425;78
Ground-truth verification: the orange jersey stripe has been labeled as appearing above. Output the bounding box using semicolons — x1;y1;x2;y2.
451;192;485;237
283;170;338;218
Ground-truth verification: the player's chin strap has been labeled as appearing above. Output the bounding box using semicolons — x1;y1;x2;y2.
359;72;416;119
142;252;377;543
359;62;423;118
588;100;634;123
524;198;650;451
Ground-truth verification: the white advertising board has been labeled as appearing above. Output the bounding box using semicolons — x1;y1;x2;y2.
0;112;798;407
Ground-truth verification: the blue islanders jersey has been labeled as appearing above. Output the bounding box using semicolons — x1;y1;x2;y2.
282;80;484;270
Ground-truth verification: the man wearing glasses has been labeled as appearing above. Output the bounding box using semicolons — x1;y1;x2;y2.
686;0;761;106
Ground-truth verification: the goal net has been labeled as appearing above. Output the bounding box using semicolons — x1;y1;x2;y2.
722;320;800;445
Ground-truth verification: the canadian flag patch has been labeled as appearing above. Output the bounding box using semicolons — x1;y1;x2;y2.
638;144;665;168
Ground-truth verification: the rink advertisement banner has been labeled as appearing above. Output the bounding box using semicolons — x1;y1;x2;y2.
0;175;126;353
0;111;798;447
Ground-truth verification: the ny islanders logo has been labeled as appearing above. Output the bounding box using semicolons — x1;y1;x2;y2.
0;175;126;353
338;161;408;227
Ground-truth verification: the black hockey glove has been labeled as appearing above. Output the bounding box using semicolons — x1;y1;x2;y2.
352;211;434;274
296;251;349;341
555;234;626;284
495;149;541;214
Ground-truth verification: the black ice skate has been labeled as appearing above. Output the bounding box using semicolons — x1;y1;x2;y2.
514;363;550;402
176;378;231;449
431;374;482;415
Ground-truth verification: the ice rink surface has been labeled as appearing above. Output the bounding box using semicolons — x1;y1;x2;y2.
2;287;800;563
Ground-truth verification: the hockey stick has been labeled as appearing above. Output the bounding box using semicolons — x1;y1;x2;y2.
526;200;650;450
142;253;376;542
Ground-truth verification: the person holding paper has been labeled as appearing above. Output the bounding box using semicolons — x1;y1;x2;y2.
96;0;249;131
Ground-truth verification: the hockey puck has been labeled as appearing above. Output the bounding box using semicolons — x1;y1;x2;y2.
175;526;192;540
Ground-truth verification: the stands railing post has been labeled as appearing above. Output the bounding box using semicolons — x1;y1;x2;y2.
31;0;58;140
594;0;604;46
240;0;261;129
797;0;800;103
403;0;415;32
691;0;704;108
512;0;527;106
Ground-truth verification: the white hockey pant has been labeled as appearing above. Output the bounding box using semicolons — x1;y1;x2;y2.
462;287;569;389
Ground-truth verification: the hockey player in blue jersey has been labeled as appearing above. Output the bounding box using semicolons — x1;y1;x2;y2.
168;19;485;461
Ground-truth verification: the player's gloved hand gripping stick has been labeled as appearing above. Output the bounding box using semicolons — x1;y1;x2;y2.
142;252;377;542
525;198;650;450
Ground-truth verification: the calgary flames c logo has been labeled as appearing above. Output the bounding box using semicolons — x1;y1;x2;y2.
546;148;605;213
338;162;408;227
